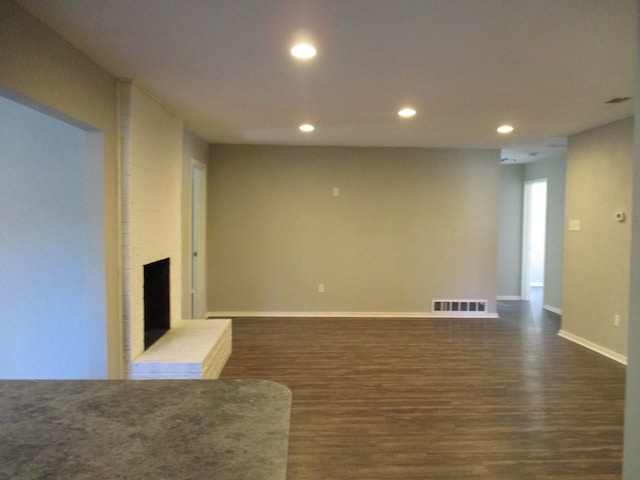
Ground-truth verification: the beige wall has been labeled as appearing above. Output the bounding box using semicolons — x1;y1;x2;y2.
623;15;640;472
207;144;500;316
0;0;121;377
498;164;524;298
562;117;634;358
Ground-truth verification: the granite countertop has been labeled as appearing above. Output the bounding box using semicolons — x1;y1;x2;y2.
0;379;291;480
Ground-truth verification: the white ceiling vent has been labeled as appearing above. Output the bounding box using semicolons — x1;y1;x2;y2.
432;299;487;314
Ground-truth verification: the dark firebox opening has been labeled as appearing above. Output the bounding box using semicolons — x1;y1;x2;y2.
143;258;170;349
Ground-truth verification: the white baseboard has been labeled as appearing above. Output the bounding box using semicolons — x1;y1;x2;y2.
543;304;562;315
207;311;500;319
557;329;627;365
497;295;521;301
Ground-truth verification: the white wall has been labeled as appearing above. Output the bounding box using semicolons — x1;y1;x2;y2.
0;95;106;379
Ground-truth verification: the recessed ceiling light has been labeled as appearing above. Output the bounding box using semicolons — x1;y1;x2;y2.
398;108;417;118
299;123;315;132
290;43;317;59
497;125;514;134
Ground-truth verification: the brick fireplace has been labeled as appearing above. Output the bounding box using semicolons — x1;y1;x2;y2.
119;81;231;379
119;81;183;369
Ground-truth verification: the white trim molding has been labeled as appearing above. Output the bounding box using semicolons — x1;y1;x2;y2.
497;295;522;301
543;304;562;315
558;329;627;365
207;311;500;319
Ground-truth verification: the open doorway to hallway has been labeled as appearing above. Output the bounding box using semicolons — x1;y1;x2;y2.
522;179;547;303
191;159;207;318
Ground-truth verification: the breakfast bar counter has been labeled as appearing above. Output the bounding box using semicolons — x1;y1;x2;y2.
0;379;291;479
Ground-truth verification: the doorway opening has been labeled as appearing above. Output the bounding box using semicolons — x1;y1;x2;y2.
191;159;207;318
521;179;547;303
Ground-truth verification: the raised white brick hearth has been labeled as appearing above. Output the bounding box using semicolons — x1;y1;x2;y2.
131;319;231;379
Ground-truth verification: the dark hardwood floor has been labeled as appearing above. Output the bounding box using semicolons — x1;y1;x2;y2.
220;293;626;479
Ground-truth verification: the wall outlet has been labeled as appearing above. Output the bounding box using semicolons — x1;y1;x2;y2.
614;314;621;327
318;283;325;293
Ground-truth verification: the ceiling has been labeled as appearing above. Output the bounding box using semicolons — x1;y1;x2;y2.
15;0;637;162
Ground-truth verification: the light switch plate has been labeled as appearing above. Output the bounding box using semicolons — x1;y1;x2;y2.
569;219;580;231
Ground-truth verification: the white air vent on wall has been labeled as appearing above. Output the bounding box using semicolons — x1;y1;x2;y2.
432;299;487;314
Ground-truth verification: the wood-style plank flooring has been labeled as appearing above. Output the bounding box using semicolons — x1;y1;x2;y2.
220;292;626;479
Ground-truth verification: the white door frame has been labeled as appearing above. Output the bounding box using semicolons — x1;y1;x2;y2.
191;159;207;318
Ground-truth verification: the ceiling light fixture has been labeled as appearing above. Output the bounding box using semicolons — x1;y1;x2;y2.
299;123;315;132
290;43;317;60
497;125;514;134
398;108;416;118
